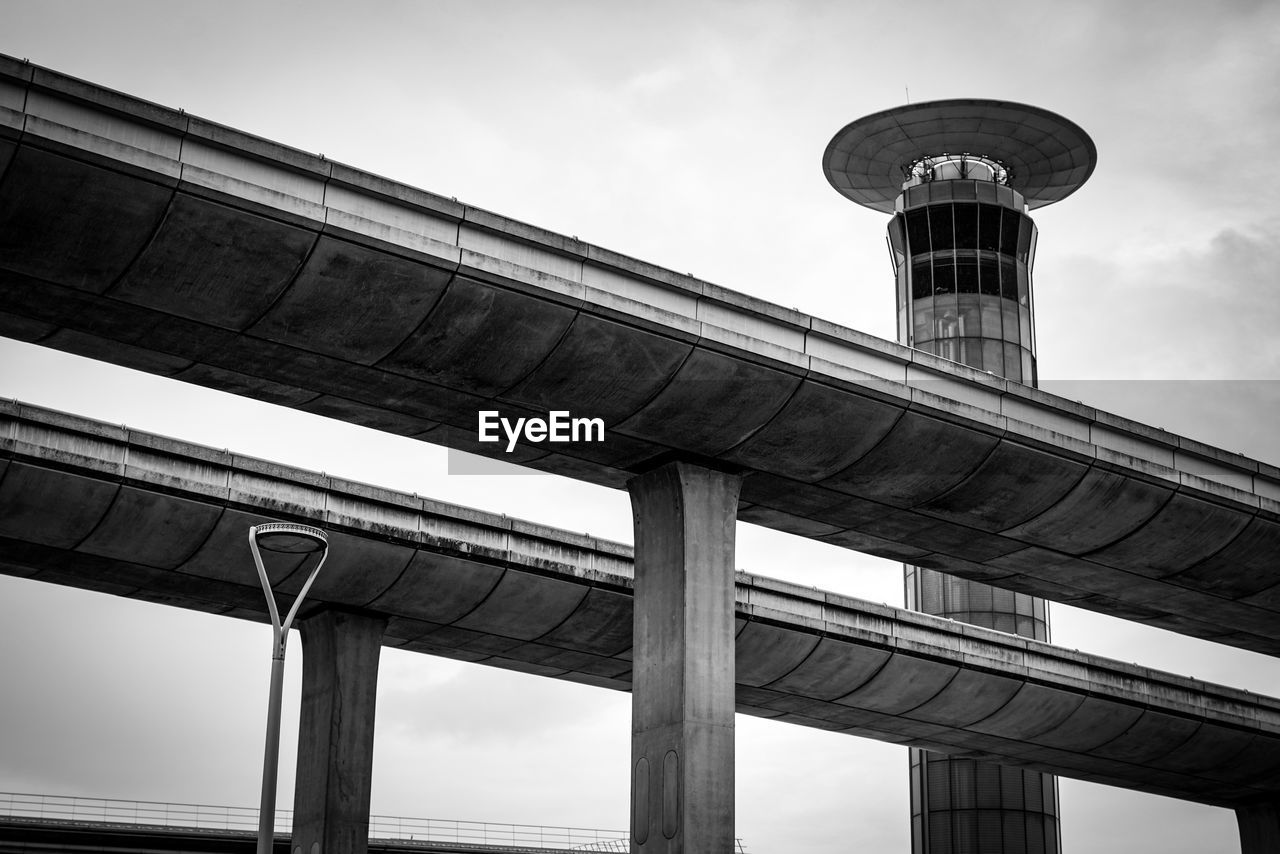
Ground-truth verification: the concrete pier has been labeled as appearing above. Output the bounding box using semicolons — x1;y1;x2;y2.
628;462;742;853
291;608;387;854
1238;799;1280;854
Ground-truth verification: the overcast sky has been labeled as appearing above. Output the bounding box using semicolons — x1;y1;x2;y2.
1;2;1279;852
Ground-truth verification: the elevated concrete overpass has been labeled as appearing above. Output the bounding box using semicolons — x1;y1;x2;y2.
4;400;1280;813
1;55;1279;660
0;817;635;854
0;792;644;854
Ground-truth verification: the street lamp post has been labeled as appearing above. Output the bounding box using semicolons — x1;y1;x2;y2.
248;522;330;854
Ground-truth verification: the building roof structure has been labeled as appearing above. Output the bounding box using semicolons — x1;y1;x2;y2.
822;99;1098;213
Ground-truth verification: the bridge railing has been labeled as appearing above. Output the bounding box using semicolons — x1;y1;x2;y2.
0;792;748;852
0;791;276;834
363;811;631;850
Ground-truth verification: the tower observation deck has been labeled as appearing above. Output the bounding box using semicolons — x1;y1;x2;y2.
824;100;1097;854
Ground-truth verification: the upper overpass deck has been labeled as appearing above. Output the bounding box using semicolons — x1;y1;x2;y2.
3;400;1280;810
0;54;1278;656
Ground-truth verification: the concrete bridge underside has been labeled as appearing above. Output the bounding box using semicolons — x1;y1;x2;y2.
1;55;1279;659
3;400;1280;815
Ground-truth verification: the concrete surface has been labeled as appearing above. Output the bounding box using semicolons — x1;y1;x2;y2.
292;608;387;854
629;463;740;853
1;55;1279;656
3;400;1280;812
1237;798;1280;854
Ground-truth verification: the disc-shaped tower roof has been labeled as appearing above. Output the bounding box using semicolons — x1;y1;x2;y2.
823;99;1097;213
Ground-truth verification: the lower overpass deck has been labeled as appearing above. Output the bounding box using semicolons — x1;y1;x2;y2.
0;792;660;854
0;820;571;854
3;400;1280;810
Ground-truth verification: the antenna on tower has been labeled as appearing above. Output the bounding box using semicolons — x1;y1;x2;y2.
905;86;911;104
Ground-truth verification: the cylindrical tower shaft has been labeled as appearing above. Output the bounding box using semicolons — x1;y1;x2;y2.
823;100;1096;854
892;167;1058;854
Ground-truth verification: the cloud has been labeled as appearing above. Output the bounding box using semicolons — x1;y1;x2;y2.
1039;223;1280;380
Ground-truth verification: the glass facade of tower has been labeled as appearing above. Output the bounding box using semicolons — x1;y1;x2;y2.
893;171;1061;854
888;177;1038;384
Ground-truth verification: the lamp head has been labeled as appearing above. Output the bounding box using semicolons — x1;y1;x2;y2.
251;522;328;555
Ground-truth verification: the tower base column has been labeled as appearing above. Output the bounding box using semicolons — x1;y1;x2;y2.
291;608;387;854
628;461;741;854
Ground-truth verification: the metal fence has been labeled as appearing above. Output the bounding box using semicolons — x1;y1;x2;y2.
0;791;283;835
0;792;747;852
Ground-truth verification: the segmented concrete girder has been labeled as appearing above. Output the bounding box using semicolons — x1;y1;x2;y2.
0;55;1278;657
3;401;1280;810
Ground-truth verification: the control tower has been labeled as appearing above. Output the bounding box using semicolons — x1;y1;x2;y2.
823;100;1096;854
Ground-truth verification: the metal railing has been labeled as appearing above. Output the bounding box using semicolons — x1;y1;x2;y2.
0;791;283;835
0;792;748;852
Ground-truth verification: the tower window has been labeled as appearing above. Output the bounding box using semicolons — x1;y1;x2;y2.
953;204;978;248
955;255;980;294
930;205;956;252
1000;208;1020;256
912;259;933;299
977;204;1001;252
906;208;931;254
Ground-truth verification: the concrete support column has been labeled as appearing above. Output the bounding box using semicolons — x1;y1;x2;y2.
627;461;742;854
1238;799;1280;853
290;608;387;854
